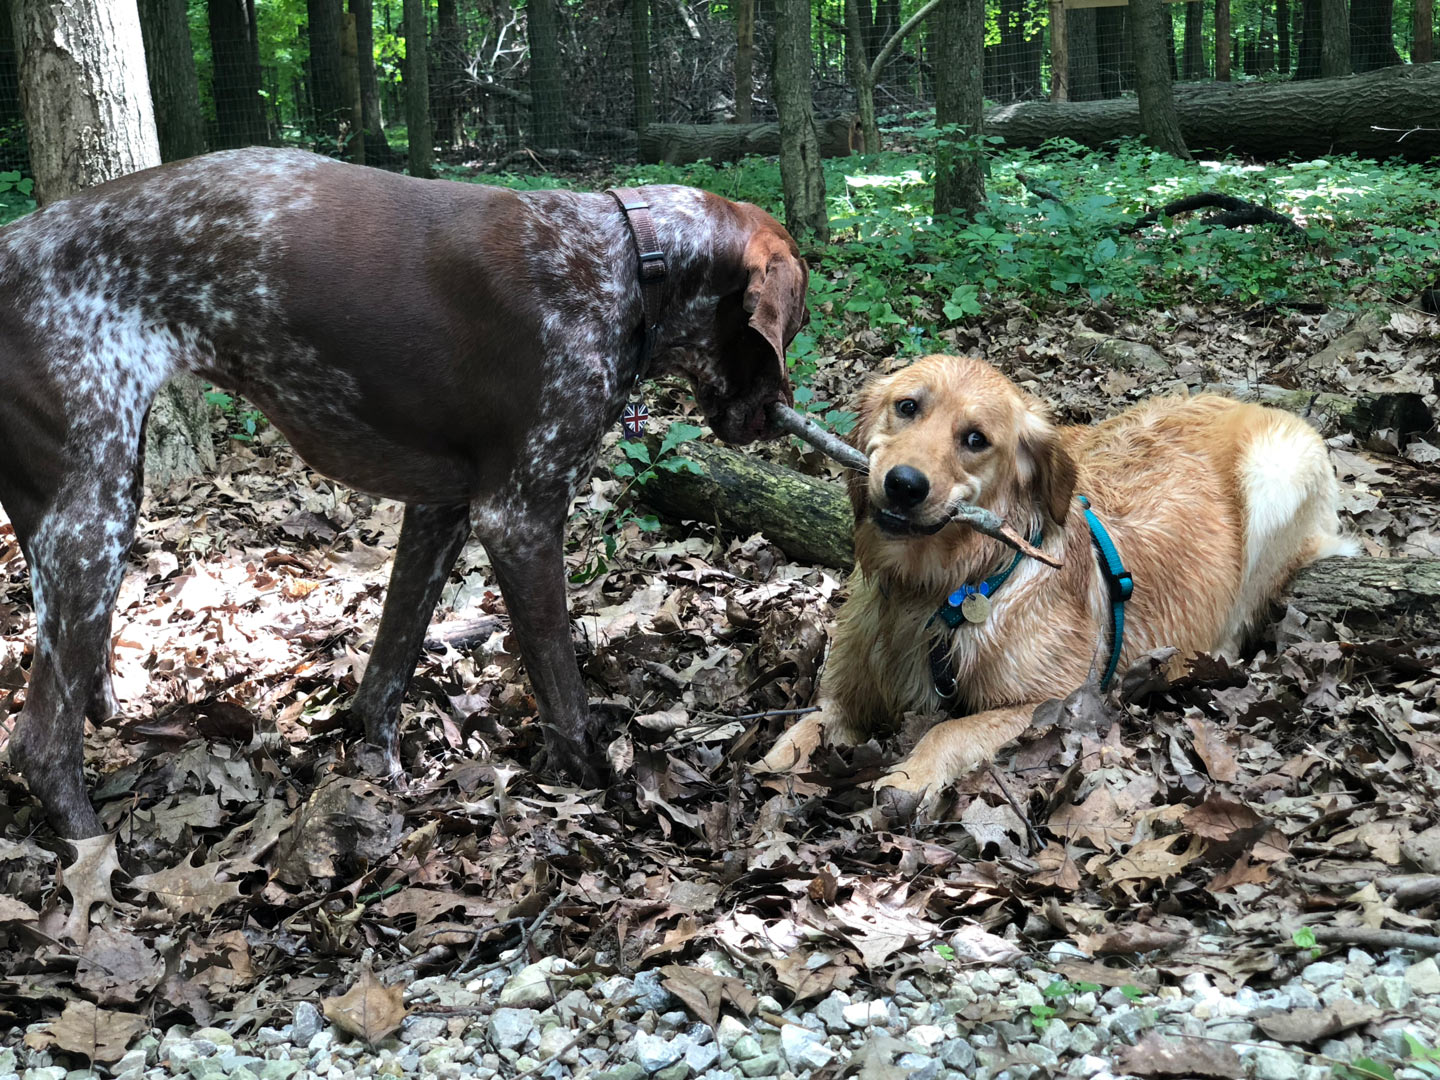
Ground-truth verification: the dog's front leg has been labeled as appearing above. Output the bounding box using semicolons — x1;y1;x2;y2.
874;703;1035;820
352;502;472;775
479;524;598;786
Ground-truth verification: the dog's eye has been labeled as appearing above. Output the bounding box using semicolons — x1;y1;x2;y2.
963;430;989;451
896;398;919;418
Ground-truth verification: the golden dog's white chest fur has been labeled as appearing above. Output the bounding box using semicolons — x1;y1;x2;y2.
763;355;1352;816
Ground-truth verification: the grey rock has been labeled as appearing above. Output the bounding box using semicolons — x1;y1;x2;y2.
1207;1021;1259;1043
306;1031;333;1056
1038;1022;1070;1055
1406;959;1440;996
685;1043;721;1075
779;1026;833;1071
114;1050;149;1076
658;1012;690;1032
1300;962;1346;989
907;1026;945;1052
401;1016;449;1044
729;1036;762;1063
1108;1010;1151;1044
635;970;677;1013
940;1040;976;1073
841;1002;890;1029
259;1063;301;1080
1364;975;1413;1011
656;1064;692;1080
895;980;925;1004
538;1026;578;1065
599;1064;647;1080
186;1061;228;1080
634;1033;688;1074
1071;1056;1109;1078
1250;1047;1301;1080
21;1071;65;1080
716;1018;750;1053
488;1009;538;1051
970;973;1000;995
815;994;852;1035
897;1056;939;1080
500;957;573;1009
290;1004;323;1047
255;1029;290;1048
1069;1026;1099;1056
736;1054;781;1078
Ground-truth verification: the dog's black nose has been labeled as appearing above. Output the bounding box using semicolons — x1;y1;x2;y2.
883;465;930;509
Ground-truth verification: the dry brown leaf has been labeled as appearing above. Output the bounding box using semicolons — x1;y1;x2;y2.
1116;1032;1243;1078
1184;715;1239;782
1030;843;1081;891
322;966;408;1044
37;1001;147;1064
770;953;858;1002
130;856;243;921
1048;786;1131;851
659;964;759;1028
1256;999;1381;1043
0;894;39;922
959;800;1027;858
1182;796;1265;843
75;925;165;1006
1079;924;1187;956
60;834;124;943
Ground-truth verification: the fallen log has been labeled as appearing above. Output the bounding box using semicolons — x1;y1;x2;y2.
983;63;1440;162
638;116;860;165
638;439;1439;637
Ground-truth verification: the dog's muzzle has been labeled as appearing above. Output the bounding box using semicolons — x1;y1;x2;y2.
871;507;951;536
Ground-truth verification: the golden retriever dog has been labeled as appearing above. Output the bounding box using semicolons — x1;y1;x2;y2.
763;354;1353;816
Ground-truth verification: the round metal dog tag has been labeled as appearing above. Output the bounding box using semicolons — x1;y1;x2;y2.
961;592;991;624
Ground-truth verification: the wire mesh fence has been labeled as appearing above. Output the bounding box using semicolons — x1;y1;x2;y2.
0;0;1433;179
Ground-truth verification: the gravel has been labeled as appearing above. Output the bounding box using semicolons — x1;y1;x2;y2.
8;941;1440;1080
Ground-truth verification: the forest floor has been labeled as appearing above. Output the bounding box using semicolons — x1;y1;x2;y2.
1;144;1439;1080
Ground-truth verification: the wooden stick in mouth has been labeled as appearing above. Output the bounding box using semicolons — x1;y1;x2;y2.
767;403;1062;569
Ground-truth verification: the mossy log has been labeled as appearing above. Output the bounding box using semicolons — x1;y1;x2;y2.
639;440;1439;637
983;63;1440;162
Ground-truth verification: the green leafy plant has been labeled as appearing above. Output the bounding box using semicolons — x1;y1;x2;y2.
1027;978;1103;1033
1292;926;1323;960
570;421;703;585
204;388;268;443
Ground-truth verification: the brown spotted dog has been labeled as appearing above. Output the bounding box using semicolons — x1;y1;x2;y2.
763;354;1353;818
0;147;808;838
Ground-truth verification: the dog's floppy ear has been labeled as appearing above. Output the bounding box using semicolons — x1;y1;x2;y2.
1018;404;1076;526
846;375;886;522
737;230;808;404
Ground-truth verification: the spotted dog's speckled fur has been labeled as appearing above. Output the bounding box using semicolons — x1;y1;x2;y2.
0;147;809;839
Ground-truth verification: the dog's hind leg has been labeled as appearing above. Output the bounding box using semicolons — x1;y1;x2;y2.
351;502;471;776
7;419;145;839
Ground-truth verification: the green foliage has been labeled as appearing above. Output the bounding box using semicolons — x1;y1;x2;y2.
1027;979;1103;1033
0;171;35;225
205;389;268;442
571;421;703;585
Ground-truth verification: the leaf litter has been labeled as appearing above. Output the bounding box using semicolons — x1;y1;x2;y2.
0;298;1435;1066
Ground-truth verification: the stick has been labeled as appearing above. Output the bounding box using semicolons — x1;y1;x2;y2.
768;403;1062;569
1308;926;1440;954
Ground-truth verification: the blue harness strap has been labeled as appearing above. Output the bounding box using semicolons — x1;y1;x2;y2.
1076;495;1133;691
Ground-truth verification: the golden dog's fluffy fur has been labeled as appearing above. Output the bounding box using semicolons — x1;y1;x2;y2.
763;354;1353;814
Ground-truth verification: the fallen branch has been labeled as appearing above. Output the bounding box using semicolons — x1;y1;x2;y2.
1308;926;1440;954
768;404;1060;567
1126;193;1308;240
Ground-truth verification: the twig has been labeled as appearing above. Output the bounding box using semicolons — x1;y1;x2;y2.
767;404;1062;569
508;1010;619;1080
987;764;1042;855
699;706;822;722
464;894;564;979
1308;926;1440;954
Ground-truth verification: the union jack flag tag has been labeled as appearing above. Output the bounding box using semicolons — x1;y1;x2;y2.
622;400;649;440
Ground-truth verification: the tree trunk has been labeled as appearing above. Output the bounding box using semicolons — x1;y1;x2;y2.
1215;0;1232;79
403;0;431;176
735;0;755;123
631;0;654;133
980;63;1440;161
527;0;564;148
1320;0;1351;75
638;443;1440;645
307;0;346;146
639;117;858;165
144;376;218;487
772;0;827;242
350;0;398;165
933;0;984;217
1095;6;1128;97
1349;0;1401;69
13;0;160;204
1183;0;1205;78
1276;0;1290;72
136;0;205;161
0;0;19;132
1296;0;1322;76
340;8;363;163
1128;0;1191;158
1416;0;1434;62
1049;0;1068;101
208;0;267;148
845;0;879;151
435;0;463;150
1068;7;1101;100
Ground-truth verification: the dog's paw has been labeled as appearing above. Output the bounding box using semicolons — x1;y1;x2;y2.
873;762;949;823
757;713;829;773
